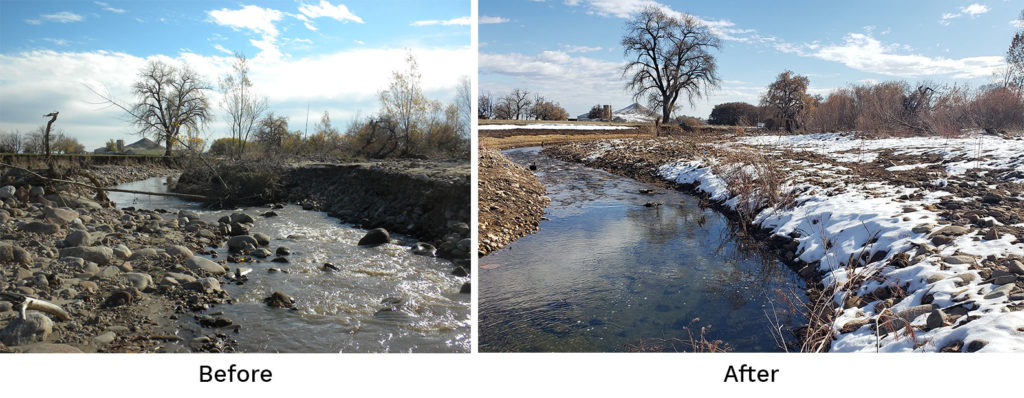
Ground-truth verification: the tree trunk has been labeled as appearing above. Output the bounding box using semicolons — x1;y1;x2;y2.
165;136;173;157
662;103;671;124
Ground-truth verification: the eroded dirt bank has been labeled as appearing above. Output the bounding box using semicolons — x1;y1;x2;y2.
281;161;471;262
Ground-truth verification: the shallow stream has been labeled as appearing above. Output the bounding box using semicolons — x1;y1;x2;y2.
479;148;807;352
109;177;470;353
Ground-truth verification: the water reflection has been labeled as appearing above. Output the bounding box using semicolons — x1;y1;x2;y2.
479;148;807;352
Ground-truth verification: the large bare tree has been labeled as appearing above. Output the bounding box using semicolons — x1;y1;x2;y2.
127;60;213;156
622;6;721;123
498;88;531;120
220;52;268;158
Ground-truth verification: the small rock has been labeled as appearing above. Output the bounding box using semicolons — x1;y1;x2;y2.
270;256;289;263
322;263;339;271
943;255;975;265
20;221;60;234
452;266;468;277
1007;260;1024;275
226;235;258;252
0;185;15;199
459;282;470;294
252;248;272;259
966;340;988;352
124;272;154;290
984;283;1014;299
95;266;122;279
253;232;271;246
59;246;114;265
184;277;222;294
926;309;950;331
229;212;254;224
0;244;33;265
275;246;290;256
165;245;194;258
129;248;165;262
43;207;79;225
184;256;227;275
63;230;91;247
983;229;999;241
263;291;295;308
93;331;116;345
358;228;390;246
411;242;436;256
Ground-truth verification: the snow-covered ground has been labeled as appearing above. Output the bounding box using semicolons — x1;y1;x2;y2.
564;132;1024;352
478;124;637;130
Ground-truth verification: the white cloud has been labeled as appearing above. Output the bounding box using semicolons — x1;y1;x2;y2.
796;33;1004;79
0;46;471;149
27;11;84;24
562;44;603;53
42;38;69;46
354;40;365;45
412;16;471;26
298;1;363;24
939;3;990;25
212;44;232;55
479;16;510;24
94;1;126;14
208;5;285;61
208;5;283;37
1013;18;1024;28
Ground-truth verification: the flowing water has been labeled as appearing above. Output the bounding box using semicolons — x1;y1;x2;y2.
479;148;808;352
109;176;470;353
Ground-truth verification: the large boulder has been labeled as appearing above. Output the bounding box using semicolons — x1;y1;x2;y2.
0;312;54;346
358;228;390;246
184;255;226;275
227;235;258;252
59;246;115;265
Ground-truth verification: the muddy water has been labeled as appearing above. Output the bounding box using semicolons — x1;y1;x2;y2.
479;148;807;352
109;177;470;353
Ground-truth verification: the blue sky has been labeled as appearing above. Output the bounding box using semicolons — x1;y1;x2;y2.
480;0;1023;118
0;0;471;150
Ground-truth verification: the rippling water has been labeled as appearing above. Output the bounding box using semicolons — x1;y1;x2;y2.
110;176;470;353
479;148;807;352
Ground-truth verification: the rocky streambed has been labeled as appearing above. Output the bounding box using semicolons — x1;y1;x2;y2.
0;161;471;353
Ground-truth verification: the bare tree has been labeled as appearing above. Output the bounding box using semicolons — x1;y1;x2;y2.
760;71;810;132
254;113;289;150
454;76;471;138
123;60;212;156
379;52;430;156
478;91;494;119
622;6;721;123
498;88;531;120
220;52;268;158
0;130;23;153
